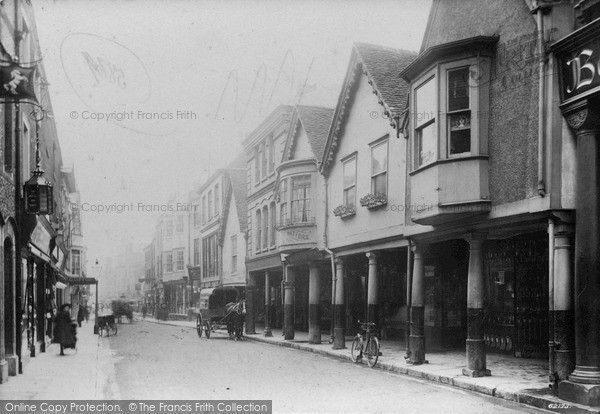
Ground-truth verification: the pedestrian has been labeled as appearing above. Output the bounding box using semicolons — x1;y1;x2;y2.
77;305;85;327
142;304;147;319
54;304;77;356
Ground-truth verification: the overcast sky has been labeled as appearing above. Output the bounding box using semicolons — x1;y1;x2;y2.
32;0;431;269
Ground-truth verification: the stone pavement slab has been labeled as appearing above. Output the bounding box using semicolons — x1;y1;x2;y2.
0;317;119;400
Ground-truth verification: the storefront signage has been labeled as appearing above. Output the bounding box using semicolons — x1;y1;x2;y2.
559;36;600;103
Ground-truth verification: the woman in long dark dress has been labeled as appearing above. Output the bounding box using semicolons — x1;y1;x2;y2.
55;304;77;355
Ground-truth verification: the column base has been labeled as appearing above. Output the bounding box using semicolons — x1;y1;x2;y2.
263;328;273;337
555;349;576;381
409;334;426;365
462;368;491;377
465;338;489;375
332;327;345;349
0;360;8;383
559;381;600;406
6;354;18;376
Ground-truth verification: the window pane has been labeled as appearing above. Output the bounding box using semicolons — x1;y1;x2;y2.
448;68;470;112
415;77;435;128
371;142;387;175
449;111;471;155
343;158;356;189
344;186;355;206
418;122;437;166
373;173;387;196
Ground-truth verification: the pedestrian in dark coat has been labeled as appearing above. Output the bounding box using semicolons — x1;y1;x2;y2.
77;306;85;327
55;304;77;355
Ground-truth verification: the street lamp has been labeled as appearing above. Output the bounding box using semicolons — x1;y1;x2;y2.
91;259;103;334
23;107;53;215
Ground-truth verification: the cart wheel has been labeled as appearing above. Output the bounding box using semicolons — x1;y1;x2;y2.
204;321;211;339
196;315;203;338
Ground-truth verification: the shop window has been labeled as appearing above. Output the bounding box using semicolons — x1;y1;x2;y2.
342;155;356;207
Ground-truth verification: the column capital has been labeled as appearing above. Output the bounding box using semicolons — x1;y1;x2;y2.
563;100;600;133
334;256;344;266
464;232;487;245
283;280;295;289
411;243;428;256
554;223;575;237
366;251;378;263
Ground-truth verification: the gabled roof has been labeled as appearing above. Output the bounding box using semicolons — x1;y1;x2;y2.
283;105;334;164
320;43;417;172
219;152;248;241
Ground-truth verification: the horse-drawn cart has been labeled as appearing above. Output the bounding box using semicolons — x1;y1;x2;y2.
195;286;245;340
111;299;133;324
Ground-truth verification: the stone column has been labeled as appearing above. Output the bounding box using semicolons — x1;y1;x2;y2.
263;271;272;337
463;233;490;377
283;266;295;340
308;263;321;344
245;273;256;334
559;108;600;405
409;245;426;364
366;252;379;328
332;257;345;349
553;223;575;381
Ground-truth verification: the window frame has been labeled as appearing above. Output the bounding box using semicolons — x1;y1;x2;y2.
370;137;389;196
290;174;312;224
231;235;237;273
413;72;437;168
341;153;357;208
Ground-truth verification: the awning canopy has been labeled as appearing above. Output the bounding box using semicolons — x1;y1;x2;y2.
64;276;98;285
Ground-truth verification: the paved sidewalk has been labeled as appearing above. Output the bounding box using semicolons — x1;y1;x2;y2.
0;317;120;400
244;328;600;414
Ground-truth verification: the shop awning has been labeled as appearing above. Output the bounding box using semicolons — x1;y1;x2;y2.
63;276;98;285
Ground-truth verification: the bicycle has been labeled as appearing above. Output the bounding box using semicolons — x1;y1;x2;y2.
97;314;118;337
350;321;380;368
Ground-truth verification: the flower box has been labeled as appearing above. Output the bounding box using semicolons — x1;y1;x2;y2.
359;193;387;210
333;204;355;218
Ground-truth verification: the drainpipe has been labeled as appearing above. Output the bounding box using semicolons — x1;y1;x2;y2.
548;218;556;389
322;179;336;343
405;240;413;358
533;0;546;196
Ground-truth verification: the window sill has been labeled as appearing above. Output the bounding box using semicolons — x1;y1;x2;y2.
409;154;489;176
362;201;387;210
335;211;355;219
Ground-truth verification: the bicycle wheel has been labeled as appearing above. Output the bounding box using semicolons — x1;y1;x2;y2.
350;336;362;362
204;321;211;339
109;323;118;336
366;336;380;368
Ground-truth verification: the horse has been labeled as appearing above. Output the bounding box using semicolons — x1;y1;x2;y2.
224;299;246;340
